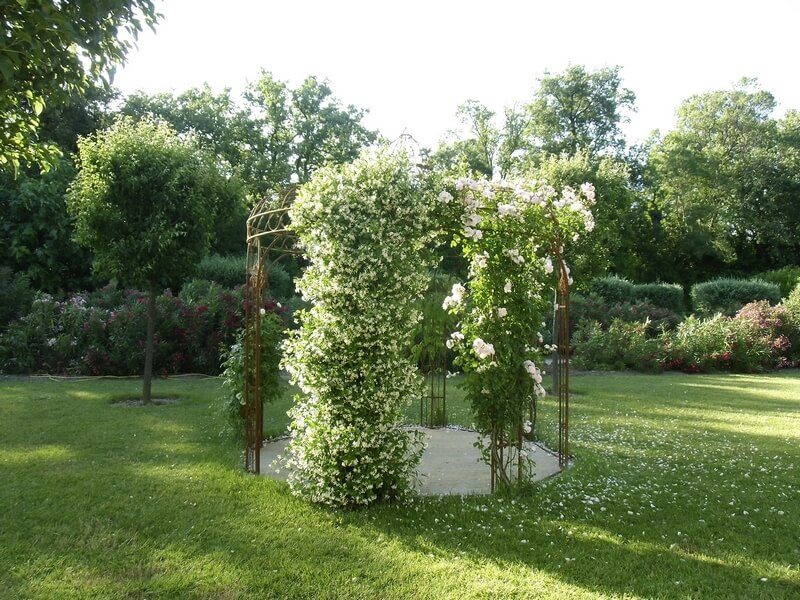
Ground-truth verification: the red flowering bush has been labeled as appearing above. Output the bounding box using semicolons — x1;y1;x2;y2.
0;281;285;375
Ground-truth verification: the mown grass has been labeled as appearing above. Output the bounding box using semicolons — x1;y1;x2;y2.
1;372;798;599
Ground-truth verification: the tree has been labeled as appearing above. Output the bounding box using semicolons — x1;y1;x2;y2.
647;79;800;285
427;101;529;180
243;71;377;196
0;0;159;172
119;73;376;202
67;118;224;403
531;152;647;285
526;65;636;158
0;158;93;292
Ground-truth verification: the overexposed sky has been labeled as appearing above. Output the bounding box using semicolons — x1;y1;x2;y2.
114;0;800;147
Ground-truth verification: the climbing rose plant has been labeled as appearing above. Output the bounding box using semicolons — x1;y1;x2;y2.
282;149;432;506
438;177;595;488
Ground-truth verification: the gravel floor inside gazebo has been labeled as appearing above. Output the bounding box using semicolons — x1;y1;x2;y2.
260;426;562;496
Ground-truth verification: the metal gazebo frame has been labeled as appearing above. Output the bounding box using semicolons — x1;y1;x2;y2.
243;188;300;474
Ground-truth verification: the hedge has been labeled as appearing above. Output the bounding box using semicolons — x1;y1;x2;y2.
631;282;685;314
588;276;685;313
192;254;294;299
755;266;800;299
691;278;781;317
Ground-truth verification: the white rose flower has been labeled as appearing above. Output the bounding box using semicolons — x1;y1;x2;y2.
472;338;495;360
438;190;453;204
497;307;507;318
497;203;517;218
504;280;513;293
543;257;554;275
506;248;525;265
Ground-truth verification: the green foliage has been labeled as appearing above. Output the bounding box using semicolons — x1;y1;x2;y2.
572;319;664;372
120;74;376;201
0;282;266;376
526;65;636;158
0;158;93;292
631;282;685;314
530;153;645;283
191;255;294;299
587;276;634;304
755;266;800;299
691;278;781;317
646;80;800;285
193;255;245;290
220;313;284;439
784;281;800;332
243;71;377;197
67;117;221;289
664;314;775;373
569;294;681;337
411;271;460;370
282;149;430;506
0;0;159;172
0;268;33;329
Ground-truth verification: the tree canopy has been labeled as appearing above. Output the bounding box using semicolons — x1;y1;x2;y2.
0;0;159;173
526;65;636;159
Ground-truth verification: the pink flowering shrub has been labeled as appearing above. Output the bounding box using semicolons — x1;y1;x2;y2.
573;300;795;374
0;281;284;375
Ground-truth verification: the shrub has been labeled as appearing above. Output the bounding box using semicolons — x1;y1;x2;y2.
194;254;245;289
631;282;685;314
572;319;665;372
283;150;429;507
663;314;777;373
569;293;681;337
193;254;294;299
691;278;781;317
587;276;634;304
755;266;800;299
0;268;33;329
0;282;285;376
784;282;800;332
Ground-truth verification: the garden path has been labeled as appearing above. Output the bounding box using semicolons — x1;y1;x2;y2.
260;427;562;495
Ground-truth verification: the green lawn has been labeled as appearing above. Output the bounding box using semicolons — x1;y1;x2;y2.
1;372;799;599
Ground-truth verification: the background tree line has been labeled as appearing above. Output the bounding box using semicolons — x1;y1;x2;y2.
430;66;800;292
2;61;798;297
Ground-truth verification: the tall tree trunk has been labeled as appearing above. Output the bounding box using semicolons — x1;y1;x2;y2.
142;281;157;405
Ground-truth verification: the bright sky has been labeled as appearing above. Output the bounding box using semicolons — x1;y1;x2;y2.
114;0;800;148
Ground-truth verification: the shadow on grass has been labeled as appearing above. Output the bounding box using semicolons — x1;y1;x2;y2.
2;373;799;598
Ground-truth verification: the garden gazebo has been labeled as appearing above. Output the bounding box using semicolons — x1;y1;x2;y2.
243;187;299;474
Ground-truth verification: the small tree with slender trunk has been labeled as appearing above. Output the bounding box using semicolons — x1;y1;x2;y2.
68;117;222;403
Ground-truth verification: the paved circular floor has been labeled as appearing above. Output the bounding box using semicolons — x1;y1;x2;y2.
259;426;562;496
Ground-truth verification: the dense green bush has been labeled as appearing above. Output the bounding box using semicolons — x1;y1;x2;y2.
570;293;681;336
193;254;294;299
755;266;800;299
631;282;685;314
785;282;800;331
572;319;665;372
194;254;245;289
587;276;635;304
0;268;34;329
587;277;685;313
691;278;781;317
0;283;286;375
663;314;775;373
